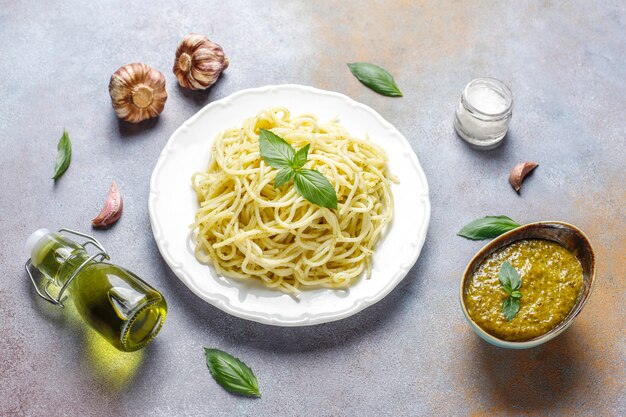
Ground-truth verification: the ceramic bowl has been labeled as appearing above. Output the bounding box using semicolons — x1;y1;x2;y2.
460;221;595;349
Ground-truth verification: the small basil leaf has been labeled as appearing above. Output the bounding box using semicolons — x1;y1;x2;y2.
500;261;522;290
259;129;295;169
510;290;523;299
52;129;72;180
457;215;521;240
292;144;310;169
502;284;513;296
294;169;338;209
204;348;260;398
347;62;403;97
503;297;521;321
499;261;517;289
274;167;295;188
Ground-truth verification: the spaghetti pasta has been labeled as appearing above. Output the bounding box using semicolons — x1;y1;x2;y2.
191;107;395;294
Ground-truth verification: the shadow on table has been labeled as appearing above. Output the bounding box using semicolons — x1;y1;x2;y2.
25;284;148;394
116;116;161;138
174;77;225;107
157;238;431;354
469;327;591;413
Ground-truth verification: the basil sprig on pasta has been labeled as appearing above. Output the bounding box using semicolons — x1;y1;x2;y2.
259;129;338;209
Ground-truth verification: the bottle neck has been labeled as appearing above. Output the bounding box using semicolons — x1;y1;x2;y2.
31;232;91;287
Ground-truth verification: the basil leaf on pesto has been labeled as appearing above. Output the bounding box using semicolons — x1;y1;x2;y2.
502;297;520;321
499;261;520;290
457;215;521;240
500;262;523;320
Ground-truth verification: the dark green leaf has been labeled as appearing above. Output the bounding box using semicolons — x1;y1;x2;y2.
292;144;310;169
274;167;295;188
52;129;72;180
510;290;523;299
502;297;520;321
457;215;521;240
294;169;338;209
347;62;403;97
259;129;295;169
499;261;522;291
501;284;513;296
204;348;260;398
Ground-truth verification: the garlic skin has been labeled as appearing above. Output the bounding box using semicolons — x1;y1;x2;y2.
109;63;168;123
174;34;229;90
92;181;123;228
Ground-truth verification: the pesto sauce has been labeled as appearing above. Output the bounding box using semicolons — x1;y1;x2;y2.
465;239;583;342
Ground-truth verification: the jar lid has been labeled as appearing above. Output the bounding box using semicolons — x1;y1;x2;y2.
25;228;51;259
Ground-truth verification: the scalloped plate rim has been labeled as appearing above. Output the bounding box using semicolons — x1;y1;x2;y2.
149;84;430;326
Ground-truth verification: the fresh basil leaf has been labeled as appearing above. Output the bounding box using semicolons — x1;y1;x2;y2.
501;284;513;296
510;290;523;299
347;62;403;97
503;297;520;321
204;348;260;398
292;143;310;169
294;169;338;209
500;261;522;290
457;215;521;240
274;167;295;188
52;129;72;180
499;262;517;289
259;129;295;169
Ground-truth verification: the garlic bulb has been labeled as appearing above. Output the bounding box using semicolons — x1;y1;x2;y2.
173;34;229;90
109;63;168;123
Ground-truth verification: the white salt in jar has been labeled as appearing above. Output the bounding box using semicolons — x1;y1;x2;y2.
454;78;513;149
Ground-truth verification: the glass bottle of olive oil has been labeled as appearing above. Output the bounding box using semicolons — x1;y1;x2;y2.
25;229;167;352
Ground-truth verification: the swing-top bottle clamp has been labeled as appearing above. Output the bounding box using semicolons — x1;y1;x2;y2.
25;228;110;307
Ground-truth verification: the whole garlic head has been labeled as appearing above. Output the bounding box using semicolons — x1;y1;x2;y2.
109;63;168;123
174;34;229;90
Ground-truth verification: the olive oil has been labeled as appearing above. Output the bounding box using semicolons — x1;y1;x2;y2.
28;230;167;352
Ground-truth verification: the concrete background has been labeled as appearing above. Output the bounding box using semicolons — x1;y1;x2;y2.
1;1;624;416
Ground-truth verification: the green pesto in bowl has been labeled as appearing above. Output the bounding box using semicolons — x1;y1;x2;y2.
464;239;583;342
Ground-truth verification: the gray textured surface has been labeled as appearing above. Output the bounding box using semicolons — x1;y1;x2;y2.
1;1;624;416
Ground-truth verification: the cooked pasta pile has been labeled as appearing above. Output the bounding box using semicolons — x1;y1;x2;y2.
191;107;395;294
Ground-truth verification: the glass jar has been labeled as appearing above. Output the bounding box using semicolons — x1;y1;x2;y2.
25;228;167;352
454;78;513;149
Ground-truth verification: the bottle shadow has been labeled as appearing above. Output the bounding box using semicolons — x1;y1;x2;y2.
156;238;431;354
24;273;147;393
467;327;591;413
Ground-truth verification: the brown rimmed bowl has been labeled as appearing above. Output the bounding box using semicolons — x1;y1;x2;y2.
460;221;595;349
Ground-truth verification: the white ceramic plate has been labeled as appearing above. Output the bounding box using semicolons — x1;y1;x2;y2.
149;85;430;326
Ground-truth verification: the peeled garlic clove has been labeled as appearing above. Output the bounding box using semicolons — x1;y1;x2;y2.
173;34;229;90
109;63;168;123
509;162;538;192
92;181;123;228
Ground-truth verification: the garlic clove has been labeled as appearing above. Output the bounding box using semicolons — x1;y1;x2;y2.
109;63;168;123
174;34;228;90
92;181;123;228
509;162;538;192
